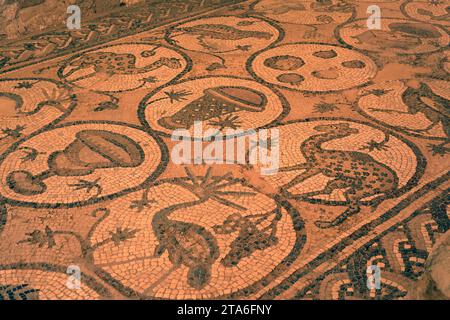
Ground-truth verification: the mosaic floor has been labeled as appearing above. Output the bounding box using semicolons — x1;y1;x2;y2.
0;0;449;300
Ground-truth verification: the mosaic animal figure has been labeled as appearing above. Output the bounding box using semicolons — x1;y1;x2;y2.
351;22;442;51
279;123;399;228
173;24;272;51
417;6;450;22
258;2;307;15
369;81;450;151
152;201;220;290
351;30;422;50
64;51;182;81
213;211;280;267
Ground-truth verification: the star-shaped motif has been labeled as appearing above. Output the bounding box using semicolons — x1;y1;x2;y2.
109;227;139;246
1;125;26;140
164;89;192;103
360;139;390;152
14;81;34;89
428;143;449;156
130;197;156;212
18;147;45;162
208;114;242;130
365;89;392;97
349;23;366;30
314;102;339;113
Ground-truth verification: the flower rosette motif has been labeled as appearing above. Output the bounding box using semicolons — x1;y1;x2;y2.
58;43;189;93
337;18;449;55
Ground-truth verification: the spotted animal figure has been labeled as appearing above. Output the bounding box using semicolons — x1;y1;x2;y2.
64;51;182;82
279;123;399;228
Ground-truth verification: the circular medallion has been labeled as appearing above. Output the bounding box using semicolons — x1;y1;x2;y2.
140;76;288;139
58;43;189;93
249;43;377;92
338;19;449;55
90;169;306;299
0;122;167;207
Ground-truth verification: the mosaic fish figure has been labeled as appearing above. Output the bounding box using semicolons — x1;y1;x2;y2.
176;24;272;40
259;2;306;15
